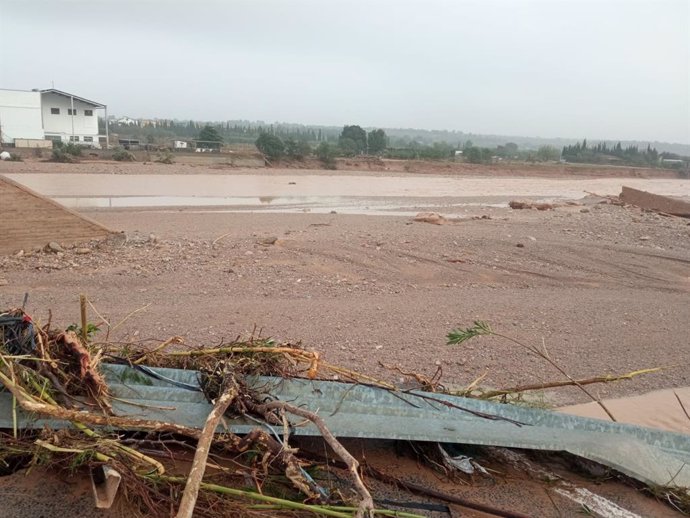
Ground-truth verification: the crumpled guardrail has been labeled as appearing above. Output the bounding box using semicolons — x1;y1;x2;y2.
2;363;689;489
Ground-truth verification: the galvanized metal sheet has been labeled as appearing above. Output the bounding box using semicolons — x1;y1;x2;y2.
2;364;689;489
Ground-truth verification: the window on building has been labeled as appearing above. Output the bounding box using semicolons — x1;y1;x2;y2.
70;136;80;142
50;108;60;115
84;109;93;116
68;109;77;115
83;136;93;142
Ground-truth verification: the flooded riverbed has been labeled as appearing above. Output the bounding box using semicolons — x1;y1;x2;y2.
5;173;689;214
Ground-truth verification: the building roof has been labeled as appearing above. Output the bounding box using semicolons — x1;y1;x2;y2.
40;89;105;108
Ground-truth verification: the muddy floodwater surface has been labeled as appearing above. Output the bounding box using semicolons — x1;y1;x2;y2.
6;173;690;214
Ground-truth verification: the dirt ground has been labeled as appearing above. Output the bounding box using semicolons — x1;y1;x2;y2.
1;161;689;407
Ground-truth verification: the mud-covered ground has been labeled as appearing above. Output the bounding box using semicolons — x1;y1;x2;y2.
1;192;688;406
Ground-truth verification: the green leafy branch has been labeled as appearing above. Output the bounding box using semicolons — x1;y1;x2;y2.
447;321;617;421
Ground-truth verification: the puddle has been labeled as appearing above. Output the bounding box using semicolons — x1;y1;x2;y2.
559;387;690;434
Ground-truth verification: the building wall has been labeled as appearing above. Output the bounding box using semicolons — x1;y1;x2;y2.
0;90;44;144
41;92;100;144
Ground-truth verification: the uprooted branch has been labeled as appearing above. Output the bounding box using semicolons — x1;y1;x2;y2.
176;378;238;518
448;321;619;421
255;400;375;518
474;367;662;399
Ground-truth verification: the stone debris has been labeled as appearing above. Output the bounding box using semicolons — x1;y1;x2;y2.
413;212;446;225
256;236;278;246
44;242;65;254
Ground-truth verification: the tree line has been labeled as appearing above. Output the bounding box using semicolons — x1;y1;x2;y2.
254;125;389;165
107;118;686;169
561;139;667;167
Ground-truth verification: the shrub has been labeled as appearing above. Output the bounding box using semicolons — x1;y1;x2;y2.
8;153;23;162
156;151;174;164
51;141;81;163
56;142;83;157
32;147;44;158
51;148;77;163
112;147;136;162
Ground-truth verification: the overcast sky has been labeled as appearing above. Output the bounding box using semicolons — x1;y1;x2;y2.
1;0;688;143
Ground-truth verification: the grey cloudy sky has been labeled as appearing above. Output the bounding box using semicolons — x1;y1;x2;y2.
1;0;688;143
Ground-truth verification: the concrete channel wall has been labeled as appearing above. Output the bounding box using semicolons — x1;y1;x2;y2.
620;185;690;217
0;175;114;254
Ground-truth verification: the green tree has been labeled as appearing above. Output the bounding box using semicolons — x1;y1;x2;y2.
284;138;311;160
339;125;367;154
367;129;387;155
255;133;285;160
316;142;338;169
198;124;223;143
536;145;560;162
339;137;358;157
463;146;484;164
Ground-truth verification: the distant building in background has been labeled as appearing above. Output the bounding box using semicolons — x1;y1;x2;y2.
116;116;138;126
0;88;109;149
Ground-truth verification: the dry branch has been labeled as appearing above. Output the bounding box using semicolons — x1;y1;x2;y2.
477;367;662;399
176;379;238;518
256;400;374;518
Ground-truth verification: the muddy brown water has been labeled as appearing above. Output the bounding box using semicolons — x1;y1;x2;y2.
560;386;690;434
5;173;690;214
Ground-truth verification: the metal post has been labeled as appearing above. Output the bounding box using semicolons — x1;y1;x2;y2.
70;95;75;143
104;105;109;150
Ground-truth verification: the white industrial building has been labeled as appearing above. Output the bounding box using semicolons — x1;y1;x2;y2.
0;89;44;145
0;88;109;148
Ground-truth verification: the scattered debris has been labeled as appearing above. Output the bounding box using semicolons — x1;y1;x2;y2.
413;212;446;225
91;465;122;509
44;241;65;254
509;200;556;210
438;445;490;476
256;236;278;246
0;306;687;518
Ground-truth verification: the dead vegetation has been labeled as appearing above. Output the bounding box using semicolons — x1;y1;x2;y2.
0;301;686;517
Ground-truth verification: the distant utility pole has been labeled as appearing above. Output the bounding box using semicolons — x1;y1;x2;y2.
70;95;75;142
